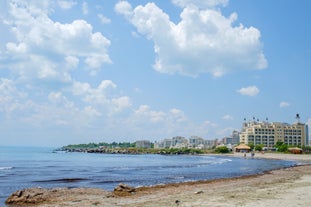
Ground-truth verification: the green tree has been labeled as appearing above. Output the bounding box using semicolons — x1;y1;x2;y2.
248;142;255;150
255;144;264;151
275;141;284;148
215;146;229;153
275;141;288;152
277;144;288;152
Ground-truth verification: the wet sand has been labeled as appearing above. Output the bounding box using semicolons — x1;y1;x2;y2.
6;153;311;207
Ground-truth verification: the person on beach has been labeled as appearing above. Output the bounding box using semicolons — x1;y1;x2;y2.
251;151;255;158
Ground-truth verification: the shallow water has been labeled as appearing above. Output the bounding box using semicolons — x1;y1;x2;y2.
0;146;296;205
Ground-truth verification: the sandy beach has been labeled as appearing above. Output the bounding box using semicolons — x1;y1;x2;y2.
232;151;311;162
6;153;311;207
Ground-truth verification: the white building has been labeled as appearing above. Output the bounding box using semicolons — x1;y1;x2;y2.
189;136;205;148
154;136;219;149
239;116;309;148
222;130;240;145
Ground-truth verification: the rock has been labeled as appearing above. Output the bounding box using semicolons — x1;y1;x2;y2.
5;188;49;205
113;183;136;196
6;187;110;206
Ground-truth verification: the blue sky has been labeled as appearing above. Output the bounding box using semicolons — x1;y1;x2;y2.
0;0;310;147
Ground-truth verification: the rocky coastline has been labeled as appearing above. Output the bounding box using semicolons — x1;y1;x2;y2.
59;146;205;155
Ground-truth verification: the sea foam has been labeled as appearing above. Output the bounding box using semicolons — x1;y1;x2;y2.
0;167;13;170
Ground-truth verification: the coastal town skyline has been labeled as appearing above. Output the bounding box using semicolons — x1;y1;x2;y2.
1;0;311;147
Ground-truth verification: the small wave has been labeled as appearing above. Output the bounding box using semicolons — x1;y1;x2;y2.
172;176;185;180
218;158;233;163
209;158;232;165
200;156;232;164
0;167;13;170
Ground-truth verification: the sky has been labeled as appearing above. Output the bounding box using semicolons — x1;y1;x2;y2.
0;0;310;147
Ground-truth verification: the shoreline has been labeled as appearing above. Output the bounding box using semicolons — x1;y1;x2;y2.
6;153;311;207
230;152;311;165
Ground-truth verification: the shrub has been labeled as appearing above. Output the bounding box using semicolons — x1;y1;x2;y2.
277;144;288;152
215;146;229;153
255;144;264;151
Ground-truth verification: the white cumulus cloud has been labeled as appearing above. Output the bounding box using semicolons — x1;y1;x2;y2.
0;77;132;128
115;1;267;77
237;86;260;96
171;0;229;8
58;0;77;9
115;1;133;18
98;14;111;24
280;101;290;108
82;1;88;15
123;105;192;138
0;1;111;81
71;80;131;115
0;78;27;114
133;105;166;123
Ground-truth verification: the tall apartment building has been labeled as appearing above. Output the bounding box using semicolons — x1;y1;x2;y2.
171;136;188;147
240;117;309;148
189;136;205;148
222;130;240;145
155;136;217;149
154;136;188;148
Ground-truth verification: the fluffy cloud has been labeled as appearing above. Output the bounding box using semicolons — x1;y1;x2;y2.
237;86;260;96
280;101;290;108
0;76;233;143
0;1;111;81
98;14;111;24
115;1;267;77
170;108;187;123
0;78;74;126
0;1;251;144
171;0;228;8
58;0;77;9
71;80;131;115
123;106;228;139
0;1;119;130
128;106;187;127
82;2;88;15
115;1;133;18
0;78;27;114
0;78;132;128
124;105;194;138
133;105;166;123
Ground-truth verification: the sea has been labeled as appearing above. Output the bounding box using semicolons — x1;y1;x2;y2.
0;146;296;206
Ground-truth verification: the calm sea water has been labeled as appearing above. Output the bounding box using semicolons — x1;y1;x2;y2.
0;146;296;205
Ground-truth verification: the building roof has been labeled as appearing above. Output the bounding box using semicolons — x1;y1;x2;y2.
235;143;251;150
288;147;302;151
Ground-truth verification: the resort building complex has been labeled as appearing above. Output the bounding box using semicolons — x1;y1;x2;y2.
239;116;309;148
140;115;309;150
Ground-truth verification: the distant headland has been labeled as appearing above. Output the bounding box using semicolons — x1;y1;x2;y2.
59;142;207;155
